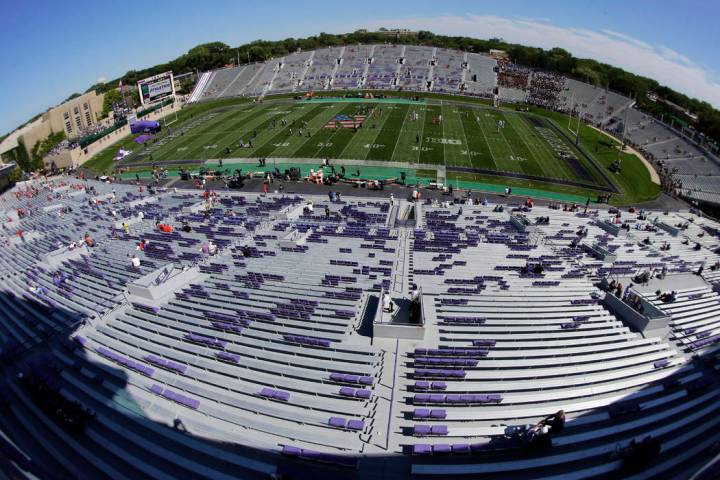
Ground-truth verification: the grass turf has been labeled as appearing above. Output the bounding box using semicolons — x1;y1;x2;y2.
85;93;661;205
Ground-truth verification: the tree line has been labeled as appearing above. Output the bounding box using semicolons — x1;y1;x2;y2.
78;30;717;145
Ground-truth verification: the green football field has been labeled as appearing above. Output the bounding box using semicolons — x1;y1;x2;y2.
128;99;612;191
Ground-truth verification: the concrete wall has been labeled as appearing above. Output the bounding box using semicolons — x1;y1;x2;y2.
43;91;105;137
75;101;182;167
602;291;670;337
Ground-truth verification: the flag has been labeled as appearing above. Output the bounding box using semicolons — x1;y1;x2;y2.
324;114;366;129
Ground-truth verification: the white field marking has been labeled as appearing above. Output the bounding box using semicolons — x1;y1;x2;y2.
460;150;482;157
456;107;473;168
388;104;411;162
424;137;461;145
504;114;555;172
474;113;499;169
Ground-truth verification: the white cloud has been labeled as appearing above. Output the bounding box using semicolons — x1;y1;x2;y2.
354;14;720;107
97;75;107;83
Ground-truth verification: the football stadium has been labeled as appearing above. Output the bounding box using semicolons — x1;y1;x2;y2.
0;10;720;480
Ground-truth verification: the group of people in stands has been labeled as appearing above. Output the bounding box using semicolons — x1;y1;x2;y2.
603;278;625;298
656;290;677;303
527;71;565;108
522;410;565;450
521;261;544;275
156;221;173;233
625;292;645;314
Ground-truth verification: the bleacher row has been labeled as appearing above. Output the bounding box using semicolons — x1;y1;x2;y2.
0;177;719;478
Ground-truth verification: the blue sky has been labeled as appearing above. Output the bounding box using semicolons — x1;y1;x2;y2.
1;0;718;136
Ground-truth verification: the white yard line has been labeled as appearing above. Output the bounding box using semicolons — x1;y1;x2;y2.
506;114;559;176
279;104;347;158
455;106;472;168
389;105;411;162
475;112;499;170
440;101;448;169
335;106;385;160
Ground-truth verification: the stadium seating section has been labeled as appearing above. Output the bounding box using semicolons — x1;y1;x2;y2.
0;176;719;479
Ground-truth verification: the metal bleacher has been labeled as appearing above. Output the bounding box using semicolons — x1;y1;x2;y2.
0;177;719;478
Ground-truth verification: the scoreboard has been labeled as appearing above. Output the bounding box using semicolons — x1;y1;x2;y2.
137;71;175;106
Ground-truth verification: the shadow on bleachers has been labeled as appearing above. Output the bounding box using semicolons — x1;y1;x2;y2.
405;361;720;479
0;290;86;365
356;294;379;338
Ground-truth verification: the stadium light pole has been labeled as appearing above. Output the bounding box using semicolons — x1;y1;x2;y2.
575;112;581;146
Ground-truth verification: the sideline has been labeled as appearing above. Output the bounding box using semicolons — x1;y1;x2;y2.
589;125;661;185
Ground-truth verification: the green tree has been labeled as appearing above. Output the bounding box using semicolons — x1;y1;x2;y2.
101;89;123;117
8;165;22;183
13;138;34;172
30;131;66;167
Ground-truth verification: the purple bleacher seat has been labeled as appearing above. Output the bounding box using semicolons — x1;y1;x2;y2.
282;445;301;457
446;394;462;403
273;391;290;402
430;409;447;419
430;381;447;390
486;394;503;403
429;394;446;403
413;408;431;418
654;359;670;369
432;444;451;454
414;425;431;436
413;444;432;455
415;381;430;390
358;376;373;386
452;443;470;454
470;440;491;452
414;393;430;403
339;387;355;397
150;384;163;395
216;352;240;363
329;372;345;382
347;419;364;431
355;389;371;399
328;417;347;428
260;387;276;398
431;425;448;435
609;400;641;418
